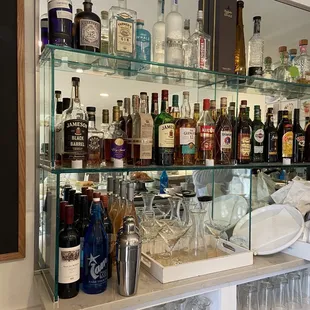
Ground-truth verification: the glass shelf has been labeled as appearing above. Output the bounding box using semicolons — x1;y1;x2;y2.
40;162;310;174
40;45;310;98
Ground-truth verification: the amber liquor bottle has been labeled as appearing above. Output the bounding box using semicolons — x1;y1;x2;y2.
293;109;305;163
264;108;278;163
215;98;232;165
175;92;196;165
193;103;200;123
237;101;251;164
278;110;292;162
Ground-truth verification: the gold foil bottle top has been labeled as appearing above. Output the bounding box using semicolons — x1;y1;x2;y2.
113;106;120;122
279;46;287;53
300;39;308;46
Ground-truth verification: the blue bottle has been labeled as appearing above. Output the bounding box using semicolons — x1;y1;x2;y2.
160;170;169;194
136;19;151;70
82;194;108;294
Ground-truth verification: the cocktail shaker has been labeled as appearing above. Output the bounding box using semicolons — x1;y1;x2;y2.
116;216;141;297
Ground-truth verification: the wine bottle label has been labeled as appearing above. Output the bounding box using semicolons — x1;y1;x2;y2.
199;125;215;151
64;120;88;153
116;19;133;54
254;146;263;154
180;128;196;154
80;19;100;49
254;129;264;143
220;131;232;150
58;245;80;284
238;133;251;159
111;138;126;160
282;131;293;157
296;135;305;152
159;124;175;148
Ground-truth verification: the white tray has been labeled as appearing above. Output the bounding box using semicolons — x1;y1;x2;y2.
141;235;253;284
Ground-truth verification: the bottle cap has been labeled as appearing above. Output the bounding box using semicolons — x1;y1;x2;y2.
60;201;68;221
203;99;210;110
241;100;247;107
102;109;109;124
283;158;291;165
220;97;227;107
279;46;287;53
289;48;297;55
300;39;308;46
55;90;61;96
71;160;83;169
237;1;244;8
137;19;144;25
253;16;261;21
184;19;190;30
101;10;108;19
162;90;169;99
65;205;74;225
197;10;203;20
183;91;190;96
63;98;70;110
86;106;96;113
152;93;158;100
210;100;216;109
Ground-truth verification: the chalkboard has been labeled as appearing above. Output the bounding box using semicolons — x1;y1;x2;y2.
0;0;25;261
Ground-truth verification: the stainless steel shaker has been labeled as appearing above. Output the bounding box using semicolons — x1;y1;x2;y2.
116;216;141;297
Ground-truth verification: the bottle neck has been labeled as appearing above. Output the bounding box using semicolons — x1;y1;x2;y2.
280;53;288;65
101;19;109;28
91;202;102;221
300;45;307;55
253;20;261;35
294;115;300;125
196;19;203;33
88;115;96;129
266;114;274;125
181;96;191;118
171;0;178;12
161;100;168;113
151;99;158;115
137;24;143;30
140;97;148;113
71;84;81;109
237;6;244;26
84;2;92;12
118;0;127;9
157;0;164;21
220;107;227;116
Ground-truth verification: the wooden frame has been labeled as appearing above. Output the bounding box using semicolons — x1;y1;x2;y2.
0;0;25;261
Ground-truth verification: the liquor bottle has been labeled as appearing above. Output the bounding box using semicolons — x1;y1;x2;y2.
63;185;72;202
132;93;154;166
109;178;121;222
170;95;180;119
110;106;127;167
237;101;251;164
278;111;293;162
196;99;215;165
277;110;284;128
165;0;183;76
246;107;253;128
109;0;137;59
100;194;113;279
305;117;310;162
126;95;139;165
155;90;175;166
247;16;264;77
183;19;192;67
136;19;151;62
83;193;108;294
210;100;217;122
273;46;290;82
293;109;305;163
54;91;63;166
62;77;88;168
101;11;109;53
175;92;196;165
263;56;273;79
189;10;211;70
120;98;130;132
75;195;90;284
74;192;82;222
113;181;127;235
58;205;80;299
264;108;278;163
228;102;237;163
152;0;165;74
117;100;124;118
251;106;264;162
40;14;48;51
59;201;68;231
124;182;138;225
235;1;246;81
101;110;112;165
68;189;76;206
151;93;159;120
294;39;310;83
73;0;101;52
215;98;232;165
193;103;200;123
288;48;298;82
86;107;103;168
48;0;73;47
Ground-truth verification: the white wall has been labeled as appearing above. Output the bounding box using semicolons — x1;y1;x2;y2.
0;1;41;309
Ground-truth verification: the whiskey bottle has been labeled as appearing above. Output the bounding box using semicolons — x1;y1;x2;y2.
215;98;232;165
62;77;88;168
278;111;293;162
170;95;180;119
73;0;101;52
264;108;278;163
293;109;305;163
155;90;175;166
237;101;251;164
132;92;154;166
175;92;196;165
251;106;264;163
151;93;159;120
193;103;200;123
120;98;130;132
196;99;215;164
86;107;103;168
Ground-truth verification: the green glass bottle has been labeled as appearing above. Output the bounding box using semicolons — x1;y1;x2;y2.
251;105;265;163
154;90;175;166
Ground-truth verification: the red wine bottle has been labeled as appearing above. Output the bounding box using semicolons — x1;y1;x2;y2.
58;205;80;299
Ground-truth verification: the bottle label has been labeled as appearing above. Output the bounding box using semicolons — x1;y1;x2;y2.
48;0;71;10
199;38;207;69
56;10;72;20
238;133;251;159
111;138;126;160
282;131;293;157
84;252;108;285
180;128;196;154
80;19;100;49
254;129;264;143
220;131;232;150
268;133;278;156
64;120;88;153
136;31;151;61
159;124;175;148
297;135;305;150
116;19;133;54
254;146;263;154
88;135;102;152
199;125;215;151
58;245;80;284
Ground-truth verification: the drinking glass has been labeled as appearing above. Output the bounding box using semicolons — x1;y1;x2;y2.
273;275;289;309
240;284;259;310
301;269;310;305
142;192;156;212
187;295;212;310
259;281;275;310
168;197;182;221
287;272;302;309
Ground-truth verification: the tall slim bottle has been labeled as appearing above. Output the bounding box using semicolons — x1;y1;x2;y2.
235;1;246;82
264;108;278;163
151;93;159;119
120;98;130;132
183;19;192;67
251;106;264;162
278;111;293;162
293;109;305;163
237;101;251;164
305;117;310;162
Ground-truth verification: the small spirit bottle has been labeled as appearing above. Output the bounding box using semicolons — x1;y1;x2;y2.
237;101;251;164
264;108;278;163
101;11;109;53
183;19;192;67
273;46;290;82
62;77;88;168
113;181;127;235
170;95;180;119
73;0;101;52
86;107;103;168
294;39;310;83
251;106;264;162
136;19;151;62
292;109;305;163
235;1;246;80
247;16;264;76
175;92;196;165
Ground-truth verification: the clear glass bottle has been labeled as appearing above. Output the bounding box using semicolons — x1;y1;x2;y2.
189;10;211;70
165;0;184;77
263;56;273;79
113;181;127;235
86;107;103;168
62;77;88;168
175;92;196;165
170;94;180;119
196;99;215;164
288;48;298;82
101;10;109;53
273;46;290;82
247;16;264;77
183;19;192;67
294;39;310;84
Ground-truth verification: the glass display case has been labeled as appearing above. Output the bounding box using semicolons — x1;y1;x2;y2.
37;45;310;303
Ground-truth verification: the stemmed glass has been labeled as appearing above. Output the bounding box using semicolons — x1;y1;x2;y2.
168;197;182;221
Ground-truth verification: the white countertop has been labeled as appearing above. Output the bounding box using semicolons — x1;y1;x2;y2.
36;253;310;310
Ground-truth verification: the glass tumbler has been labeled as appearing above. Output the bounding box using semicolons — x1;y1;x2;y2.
259;281;275;310
288;272;302;309
142;192;156;212
240;284;259;310
302;269;310;305
187;295;212;310
273;275;289;310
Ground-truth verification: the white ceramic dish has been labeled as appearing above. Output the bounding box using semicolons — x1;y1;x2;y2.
233;204;304;255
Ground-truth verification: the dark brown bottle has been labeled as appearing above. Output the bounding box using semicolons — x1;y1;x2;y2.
278;111;293;162
305;119;310;162
251;106;264;163
120;98;130;132
264;108;278;163
237;101;251;164
293;109;305;163
228;102;237;163
73;0;101;53
277;110;283;127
